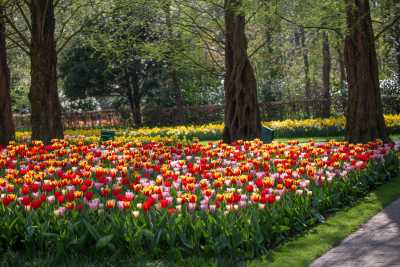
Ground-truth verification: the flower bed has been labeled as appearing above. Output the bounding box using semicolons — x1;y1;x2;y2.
0;139;399;261
14;114;400;142
121;115;400;140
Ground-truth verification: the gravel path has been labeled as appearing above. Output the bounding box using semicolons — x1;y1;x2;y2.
310;198;400;267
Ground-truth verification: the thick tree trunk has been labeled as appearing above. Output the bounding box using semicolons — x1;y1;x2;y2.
0;8;15;145
29;0;63;143
344;0;390;143
321;32;331;118
223;0;261;143
299;27;312;117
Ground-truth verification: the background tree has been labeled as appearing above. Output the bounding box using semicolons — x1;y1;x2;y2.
3;0;99;141
28;0;64;142
60;43;161;127
344;0;390;143
60;0;163;127
0;3;15;145
321;31;331;118
2;0;399;137
162;0;184;122
223;0;261;143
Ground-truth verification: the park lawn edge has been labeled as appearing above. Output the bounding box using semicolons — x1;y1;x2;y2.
247;174;400;267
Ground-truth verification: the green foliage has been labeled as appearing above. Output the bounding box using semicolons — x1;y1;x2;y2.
60;46;110;99
5;0;400;121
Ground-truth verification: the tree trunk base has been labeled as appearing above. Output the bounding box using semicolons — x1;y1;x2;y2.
344;0;391;144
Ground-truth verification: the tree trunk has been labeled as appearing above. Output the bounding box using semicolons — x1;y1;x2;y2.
132;91;142;127
126;72;142;128
337;44;347;114
0;7;15;145
171;68;184;116
321;32;331;118
299;27;312;117
127;92;142;128
337;48;346;90
344;0;390;143
223;0;261;143
29;0;63;143
394;22;400;85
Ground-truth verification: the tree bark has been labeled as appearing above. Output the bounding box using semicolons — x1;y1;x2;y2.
337;48;346;91
132;91;142;127
394;22;400;85
299;27;312;117
0;7;15;145
337;44;347;114
321;32;331;118
223;0;261;143
29;0;63;143
126;71;142;127
385;0;400;85
171;68;183;113
344;0;390;143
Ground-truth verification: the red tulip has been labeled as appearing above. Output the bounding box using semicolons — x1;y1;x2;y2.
268;195;276;204
32;199;41;209
84;191;94;200
160;199;169;208
57;195;65;204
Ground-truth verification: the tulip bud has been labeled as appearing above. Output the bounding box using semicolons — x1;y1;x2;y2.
132;210;140;218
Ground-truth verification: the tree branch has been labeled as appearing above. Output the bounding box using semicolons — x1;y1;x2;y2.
178;12;225;49
6;35;30;55
4;14;31;49
375;15;400;40
54;0;62;9
175;0;225;35
16;1;31;31
56;2;103;54
55;3;85;44
249;39;269;58
56;24;85;54
201;34;224;70
180;51;223;77
274;9;342;37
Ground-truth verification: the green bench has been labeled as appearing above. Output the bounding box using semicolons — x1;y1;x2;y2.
261;126;274;143
100;130;116;141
